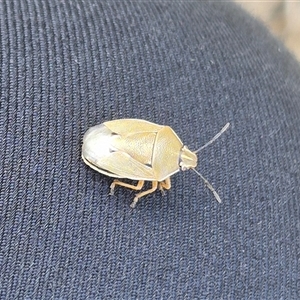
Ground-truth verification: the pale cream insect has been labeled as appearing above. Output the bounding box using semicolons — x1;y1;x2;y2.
82;119;229;208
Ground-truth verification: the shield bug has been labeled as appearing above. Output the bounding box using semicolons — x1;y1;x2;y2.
82;119;229;208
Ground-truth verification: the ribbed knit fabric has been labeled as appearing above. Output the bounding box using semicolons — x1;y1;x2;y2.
0;0;299;298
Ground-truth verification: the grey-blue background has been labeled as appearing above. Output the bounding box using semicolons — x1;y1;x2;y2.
0;1;299;298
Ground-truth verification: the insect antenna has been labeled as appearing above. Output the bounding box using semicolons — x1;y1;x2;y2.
192;168;222;203
194;122;230;153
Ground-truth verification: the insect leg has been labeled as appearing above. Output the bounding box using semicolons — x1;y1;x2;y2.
110;180;144;195
131;181;158;208
158;177;171;195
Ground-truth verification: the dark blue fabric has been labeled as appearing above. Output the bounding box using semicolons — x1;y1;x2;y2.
0;0;299;298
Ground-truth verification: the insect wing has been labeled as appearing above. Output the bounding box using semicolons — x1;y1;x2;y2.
104;119;163;136
93;150;156;180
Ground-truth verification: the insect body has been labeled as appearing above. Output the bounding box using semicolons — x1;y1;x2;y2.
82;119;229;208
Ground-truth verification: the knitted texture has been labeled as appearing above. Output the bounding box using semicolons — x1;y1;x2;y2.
0;0;300;298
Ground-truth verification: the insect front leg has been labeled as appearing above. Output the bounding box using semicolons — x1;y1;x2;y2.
110;180;144;195
158;177;171;196
131;181;158;208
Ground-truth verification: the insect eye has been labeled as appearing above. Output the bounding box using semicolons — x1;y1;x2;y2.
179;162;187;171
